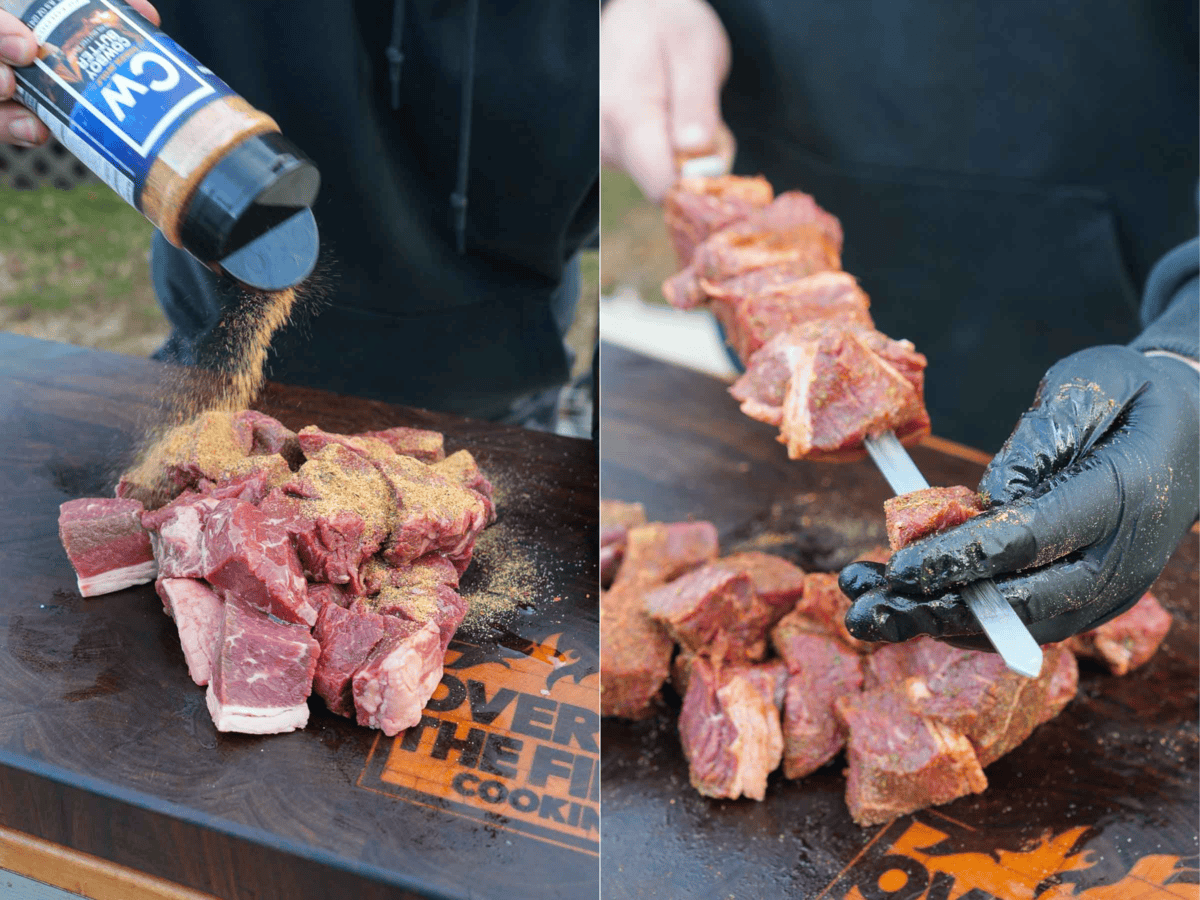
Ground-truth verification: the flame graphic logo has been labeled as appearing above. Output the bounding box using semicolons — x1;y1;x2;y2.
828;818;1197;899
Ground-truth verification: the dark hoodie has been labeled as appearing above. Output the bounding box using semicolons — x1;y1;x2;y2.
148;0;598;421
706;0;1198;452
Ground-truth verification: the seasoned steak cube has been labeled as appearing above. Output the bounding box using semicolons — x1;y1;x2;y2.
711;271;874;364
362;426;445;463
903;646;1054;768
601;522;720;719
432;450;495;524
730;323;929;461
1065;592;1172;676
600;500;649;587
373;454;490;573
663;174;774;266
709;551;806;656
205;596;320;734
861;636;962;690
661;265;707;310
355;555;466;654
202;498;314;626
793;572;873;653
156;578;223;686
232;410;301;465
294;425;395;462
835;688;987;827
58;497;156;597
884;485;985;550
313;602;428;718
352;618;445;736
117;410;255;508
678;657;786;801
771;628;864;779
646;566;753;656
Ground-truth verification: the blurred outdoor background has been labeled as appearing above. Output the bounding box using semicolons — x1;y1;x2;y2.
599;167;736;379
0;140;599;385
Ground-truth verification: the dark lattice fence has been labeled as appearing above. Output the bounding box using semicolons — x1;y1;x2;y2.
0;139;98;190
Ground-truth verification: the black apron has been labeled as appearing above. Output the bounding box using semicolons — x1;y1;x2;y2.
148;0;598;421
707;0;1198;453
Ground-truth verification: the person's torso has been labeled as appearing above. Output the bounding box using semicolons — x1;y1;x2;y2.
708;0;1198;452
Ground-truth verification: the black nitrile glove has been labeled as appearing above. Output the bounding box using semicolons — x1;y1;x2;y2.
841;345;1200;649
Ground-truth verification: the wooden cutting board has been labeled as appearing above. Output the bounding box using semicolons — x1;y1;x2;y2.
600;343;1198;900
0;333;599;900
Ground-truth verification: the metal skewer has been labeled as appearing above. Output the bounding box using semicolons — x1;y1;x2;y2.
863;430;1044;679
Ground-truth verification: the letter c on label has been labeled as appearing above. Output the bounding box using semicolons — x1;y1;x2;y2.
451;772;479;797
129;51;180;91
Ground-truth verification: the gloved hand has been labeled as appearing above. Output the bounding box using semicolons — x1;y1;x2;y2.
600;0;732;202
0;1;160;147
841;345;1200;649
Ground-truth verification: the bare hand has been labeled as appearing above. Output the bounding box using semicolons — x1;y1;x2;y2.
0;1;161;147
601;0;732;202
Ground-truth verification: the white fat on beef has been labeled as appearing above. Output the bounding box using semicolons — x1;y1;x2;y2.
58;498;157;597
156;578;223;686
141;494;218;580
206;596;320;734
352;620;444;736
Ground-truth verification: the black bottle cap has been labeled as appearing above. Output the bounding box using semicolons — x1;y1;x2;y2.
179;131;321;291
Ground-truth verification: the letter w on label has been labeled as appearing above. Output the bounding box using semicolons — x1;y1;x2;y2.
101;52;179;121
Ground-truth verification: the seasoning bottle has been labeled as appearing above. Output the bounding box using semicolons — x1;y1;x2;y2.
2;0;320;291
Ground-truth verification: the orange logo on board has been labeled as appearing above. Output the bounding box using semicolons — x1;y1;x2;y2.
821;816;1198;899
357;632;599;856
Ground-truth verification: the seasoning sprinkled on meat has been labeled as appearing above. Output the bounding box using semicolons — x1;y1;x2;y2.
884;485;985;550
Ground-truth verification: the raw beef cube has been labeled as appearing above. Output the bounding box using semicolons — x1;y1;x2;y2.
312;602;427;718
750;192;845;249
156;578;223;686
835;688;987;827
599;500;648;587
793;573;873;653
710;551;806;655
294;425;395;462
203;498;315;626
432;450;495;524
117;410;255;508
621;521;720;584
141;491;219;580
861;636;964;690
356;555;467;654
205;596;320;734
773;629;863;779
694;223;841;288
678;657;785;801
903;646;1056;768
711;271;875;364
308;583;351;611
197;454;293;502
601;522;720;719
1039;644;1079;724
646;566;751;654
885;486;985;550
1065;592;1172;676
731;323;930;461
663;174;774;265
352;618;445;736
58;498;157;597
232;410;301;465
373;454;490;572
362;426;446;463
600;578;676;719
269;444;396;589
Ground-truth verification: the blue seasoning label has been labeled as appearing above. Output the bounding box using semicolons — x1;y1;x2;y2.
12;0;233;206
